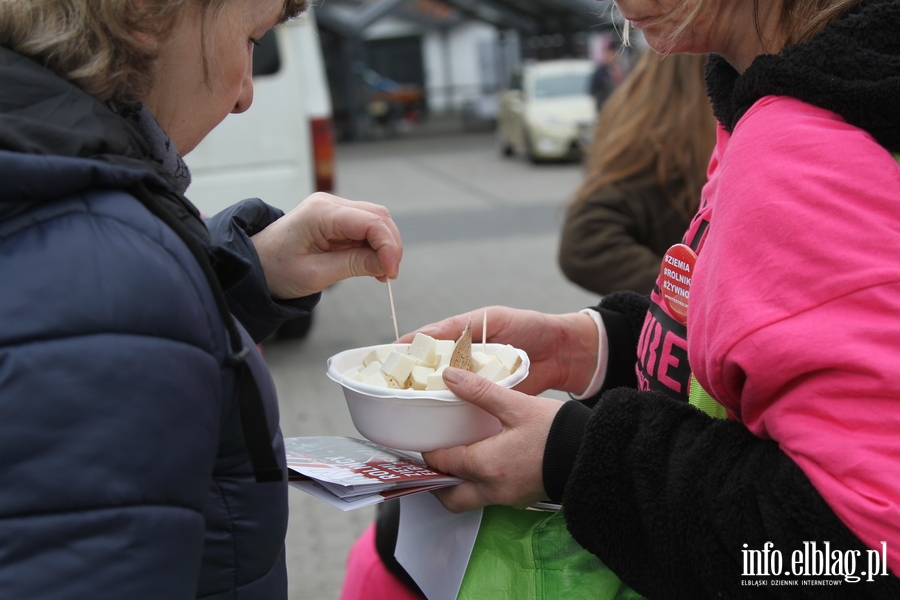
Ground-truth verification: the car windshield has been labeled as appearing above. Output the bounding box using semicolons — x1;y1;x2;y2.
532;73;590;99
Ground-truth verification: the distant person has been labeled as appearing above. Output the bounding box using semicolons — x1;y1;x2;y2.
0;1;402;598
559;50;716;295
589;38;625;111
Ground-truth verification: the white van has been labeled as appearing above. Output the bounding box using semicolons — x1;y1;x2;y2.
185;10;334;338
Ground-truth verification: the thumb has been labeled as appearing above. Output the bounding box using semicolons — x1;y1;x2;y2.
352;247;387;278
321;247;387;282
442;367;518;424
282;248;386;297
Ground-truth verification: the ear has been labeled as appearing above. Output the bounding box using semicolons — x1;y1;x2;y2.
128;0;162;49
131;29;155;47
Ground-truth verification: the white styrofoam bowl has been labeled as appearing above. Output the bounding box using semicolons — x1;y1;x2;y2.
326;343;530;452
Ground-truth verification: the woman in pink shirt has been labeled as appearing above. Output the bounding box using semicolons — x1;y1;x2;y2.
390;0;900;598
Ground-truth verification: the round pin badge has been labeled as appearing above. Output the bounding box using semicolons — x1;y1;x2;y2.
659;243;697;325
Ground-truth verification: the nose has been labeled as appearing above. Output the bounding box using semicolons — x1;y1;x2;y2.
232;72;254;114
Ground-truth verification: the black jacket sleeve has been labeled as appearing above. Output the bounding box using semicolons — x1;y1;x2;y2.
593;290;650;398
558;388;900;599
567;290;652;407
543;291;650;500
542;290;900;598
205;198;320;342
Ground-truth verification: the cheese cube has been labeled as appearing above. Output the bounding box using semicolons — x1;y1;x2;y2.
434;340;455;355
362;371;391;388
494;345;522;372
382;351;417;383
409;365;434;390
477;361;511;383
471;351;498;373
343;368;360;381
357;361;383;381
363;346;393;367
426;366;448;391
408;333;438;366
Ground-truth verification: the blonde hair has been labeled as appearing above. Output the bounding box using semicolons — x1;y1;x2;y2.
663;0;864;53
0;0;307;104
574;51;717;223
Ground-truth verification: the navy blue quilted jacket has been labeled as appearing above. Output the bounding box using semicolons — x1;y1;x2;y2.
0;46;318;599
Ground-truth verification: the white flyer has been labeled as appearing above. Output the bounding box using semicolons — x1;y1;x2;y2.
395;493;483;600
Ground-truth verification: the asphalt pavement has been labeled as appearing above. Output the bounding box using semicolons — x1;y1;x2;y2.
262;119;599;599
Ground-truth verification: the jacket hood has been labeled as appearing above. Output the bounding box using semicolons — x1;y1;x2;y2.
706;0;900;153
0;46;169;211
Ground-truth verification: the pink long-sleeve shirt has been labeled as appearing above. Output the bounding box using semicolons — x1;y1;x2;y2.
688;95;900;574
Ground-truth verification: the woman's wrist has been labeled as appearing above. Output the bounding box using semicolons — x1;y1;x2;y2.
570;309;607;399
557;310;604;395
250;224;295;300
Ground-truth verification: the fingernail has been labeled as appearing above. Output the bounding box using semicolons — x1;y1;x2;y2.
443;367;464;384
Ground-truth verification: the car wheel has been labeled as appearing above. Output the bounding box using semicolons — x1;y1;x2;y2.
277;312;314;340
524;132;541;164
498;131;514;157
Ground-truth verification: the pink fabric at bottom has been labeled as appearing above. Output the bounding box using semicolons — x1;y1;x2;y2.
339;523;426;600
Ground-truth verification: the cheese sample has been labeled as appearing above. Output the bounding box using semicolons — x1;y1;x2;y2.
409;365;435;390
494;344;523;372
434;339;455;356
407;333;438;366
355;361;383;381
362;371;391;388
343;336;523;391
471;351;497;373
382;351;417;383
476;361;511;383
363;346;393;367
426;366;448;391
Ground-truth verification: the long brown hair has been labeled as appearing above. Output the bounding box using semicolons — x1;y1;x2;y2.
573;50;717;223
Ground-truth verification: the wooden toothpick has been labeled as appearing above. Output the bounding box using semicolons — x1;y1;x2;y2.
387;279;399;342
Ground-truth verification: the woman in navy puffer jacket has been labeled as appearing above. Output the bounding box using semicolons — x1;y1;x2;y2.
0;1;403;599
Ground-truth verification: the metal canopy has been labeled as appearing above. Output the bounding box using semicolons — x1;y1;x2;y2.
430;0;541;34
316;0;415;38
315;0;613;38
481;0;610;31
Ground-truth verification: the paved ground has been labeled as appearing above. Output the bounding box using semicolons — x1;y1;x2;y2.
262;121;599;599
